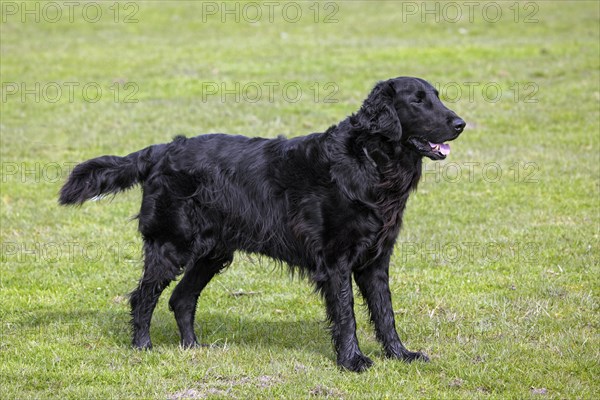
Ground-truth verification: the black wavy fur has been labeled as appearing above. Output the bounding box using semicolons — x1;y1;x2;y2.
59;77;465;372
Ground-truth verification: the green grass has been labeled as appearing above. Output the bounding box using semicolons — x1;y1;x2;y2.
1;1;599;398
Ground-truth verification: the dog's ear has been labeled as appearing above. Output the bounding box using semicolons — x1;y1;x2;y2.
355;80;402;141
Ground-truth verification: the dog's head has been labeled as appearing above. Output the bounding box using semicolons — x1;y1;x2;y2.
357;77;465;160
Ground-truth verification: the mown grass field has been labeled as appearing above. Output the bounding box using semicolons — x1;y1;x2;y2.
1;1;599;398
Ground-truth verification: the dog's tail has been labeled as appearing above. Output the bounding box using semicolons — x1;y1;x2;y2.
59;144;166;205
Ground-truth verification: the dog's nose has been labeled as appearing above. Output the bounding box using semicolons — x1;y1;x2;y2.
453;118;466;133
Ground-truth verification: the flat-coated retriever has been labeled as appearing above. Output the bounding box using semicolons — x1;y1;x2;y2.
60;77;465;372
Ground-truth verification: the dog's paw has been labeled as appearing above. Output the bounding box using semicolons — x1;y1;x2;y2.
180;341;198;349
180;336;200;349
400;350;429;363
338;352;374;372
132;339;152;350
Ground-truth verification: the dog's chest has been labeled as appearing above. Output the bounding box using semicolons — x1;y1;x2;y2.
373;165;422;248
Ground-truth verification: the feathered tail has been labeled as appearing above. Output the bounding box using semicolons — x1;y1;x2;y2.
59;144;165;205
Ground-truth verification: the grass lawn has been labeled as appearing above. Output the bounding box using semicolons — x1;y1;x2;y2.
1;1;599;398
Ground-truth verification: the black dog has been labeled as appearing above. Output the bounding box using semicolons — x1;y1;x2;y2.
60;77;465;372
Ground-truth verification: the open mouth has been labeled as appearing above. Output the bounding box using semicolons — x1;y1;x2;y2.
429;142;450;156
407;137;452;160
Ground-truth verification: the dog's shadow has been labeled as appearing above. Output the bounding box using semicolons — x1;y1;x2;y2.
21;308;333;356
155;309;332;353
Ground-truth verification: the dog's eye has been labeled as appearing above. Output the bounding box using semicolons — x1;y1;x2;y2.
412;91;426;104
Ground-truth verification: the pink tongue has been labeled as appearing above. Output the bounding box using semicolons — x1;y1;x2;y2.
439;143;450;155
429;142;451;156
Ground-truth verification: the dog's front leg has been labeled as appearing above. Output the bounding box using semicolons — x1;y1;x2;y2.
354;256;429;363
316;266;373;372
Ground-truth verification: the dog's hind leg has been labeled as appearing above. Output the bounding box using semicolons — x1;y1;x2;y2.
130;240;181;349
169;252;233;348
